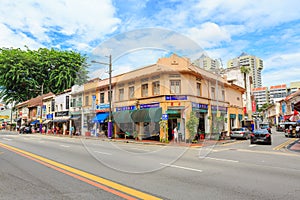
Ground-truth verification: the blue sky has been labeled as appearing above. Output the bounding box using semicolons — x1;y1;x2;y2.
1;0;300;87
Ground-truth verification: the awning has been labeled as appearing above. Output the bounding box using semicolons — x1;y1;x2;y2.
30;120;40;125
113;110;133;124
53;118;69;123
93;113;108;123
131;108;162;123
43;120;52;124
148;107;162;122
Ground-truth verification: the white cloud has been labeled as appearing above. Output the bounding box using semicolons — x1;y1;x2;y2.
0;0;120;50
187;22;231;49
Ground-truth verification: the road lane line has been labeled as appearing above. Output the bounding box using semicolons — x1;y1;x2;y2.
0;142;162;200
273;138;297;150
2;138;12;141
201;157;239;163
160;163;203;172
94;151;112;155
60;144;70;148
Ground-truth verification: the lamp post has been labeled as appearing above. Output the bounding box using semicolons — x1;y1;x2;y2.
91;55;113;139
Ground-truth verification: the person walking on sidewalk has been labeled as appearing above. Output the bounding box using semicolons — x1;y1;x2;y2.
173;126;178;143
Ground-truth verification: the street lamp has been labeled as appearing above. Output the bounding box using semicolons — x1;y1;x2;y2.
91;55;113;139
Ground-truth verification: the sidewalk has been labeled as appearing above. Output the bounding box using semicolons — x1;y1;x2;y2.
288;139;300;152
39;132;235;148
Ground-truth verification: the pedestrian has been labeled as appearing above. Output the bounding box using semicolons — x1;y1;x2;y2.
173;126;178;143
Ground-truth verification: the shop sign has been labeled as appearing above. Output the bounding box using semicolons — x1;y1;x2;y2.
165;95;187;100
192;102;208;110
116;105;136;111
211;105;227;112
55;111;69;117
140;103;160;109
162;114;168;120
46;113;53;119
96;104;110;112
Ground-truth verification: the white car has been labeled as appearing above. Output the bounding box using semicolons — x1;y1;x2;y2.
230;127;251;139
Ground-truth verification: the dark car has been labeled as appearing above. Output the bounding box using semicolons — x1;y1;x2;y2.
19;126;32;134
230;127;251;139
259;123;271;133
250;129;272;145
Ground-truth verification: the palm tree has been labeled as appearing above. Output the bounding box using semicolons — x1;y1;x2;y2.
240;65;251;117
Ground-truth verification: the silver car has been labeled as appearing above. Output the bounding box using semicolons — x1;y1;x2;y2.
230;127;251;139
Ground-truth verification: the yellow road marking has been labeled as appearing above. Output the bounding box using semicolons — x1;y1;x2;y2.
0;142;161;200
273;138;298;151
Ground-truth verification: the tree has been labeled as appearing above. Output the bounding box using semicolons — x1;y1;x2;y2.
186;111;198;142
0;47;89;103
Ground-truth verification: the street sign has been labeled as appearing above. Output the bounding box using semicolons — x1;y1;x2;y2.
162;114;168;120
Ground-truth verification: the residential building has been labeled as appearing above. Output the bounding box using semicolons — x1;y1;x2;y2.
288;81;300;95
227;52;263;88
252;87;268;109
70;84;84;135
193;54;221;71
53;89;71;135
269;84;287;104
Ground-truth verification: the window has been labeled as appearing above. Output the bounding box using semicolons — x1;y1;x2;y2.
222;90;225;101
71;99;76;107
141;84;148;97
196;82;201;96
152;81;160;95
77;97;82;107
85;96;89;106
211;87;215;99
170;80;181;94
119;88;124;101
100;93;105;103
129;86;134;99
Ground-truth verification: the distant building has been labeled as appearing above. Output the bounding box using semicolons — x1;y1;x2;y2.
252;87;268;109
193;54;221;71
288;81;300;95
269;84;287;104
227;52;263;88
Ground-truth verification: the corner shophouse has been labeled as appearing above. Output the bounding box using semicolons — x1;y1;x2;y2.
105;54;245;141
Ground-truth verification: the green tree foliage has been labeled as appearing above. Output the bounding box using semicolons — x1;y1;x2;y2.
0;47;88;103
186;111;198;142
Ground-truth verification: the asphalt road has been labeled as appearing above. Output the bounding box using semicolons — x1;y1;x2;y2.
0;130;299;200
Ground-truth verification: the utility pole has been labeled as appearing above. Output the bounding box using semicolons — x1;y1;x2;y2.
91;55;113;139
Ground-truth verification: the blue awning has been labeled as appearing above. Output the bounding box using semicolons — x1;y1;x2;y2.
93;113;109;123
30;120;40;125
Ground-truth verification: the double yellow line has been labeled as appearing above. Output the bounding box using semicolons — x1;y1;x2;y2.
273;138;298;150
0;142;161;200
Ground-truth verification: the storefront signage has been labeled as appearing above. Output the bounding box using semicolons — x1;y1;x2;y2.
211;105;227;112
55;111;69;117
165;95;187;100
46;113;53;120
116;105;136;111
96;104;110;112
192;103;208;110
140;103;160;109
162;114;168;120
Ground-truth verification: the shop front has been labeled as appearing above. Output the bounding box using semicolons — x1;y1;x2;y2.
211;105;227;136
43;113;53;134
131;103;162;140
53;111;70;135
192;102;208;136
113;105;136;138
92;104;110;137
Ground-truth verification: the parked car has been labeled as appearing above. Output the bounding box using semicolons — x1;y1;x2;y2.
259;123;271;133
230;127;251;139
19;126;32;134
250;129;272;145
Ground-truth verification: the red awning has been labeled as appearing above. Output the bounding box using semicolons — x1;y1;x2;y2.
284;114;292;121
